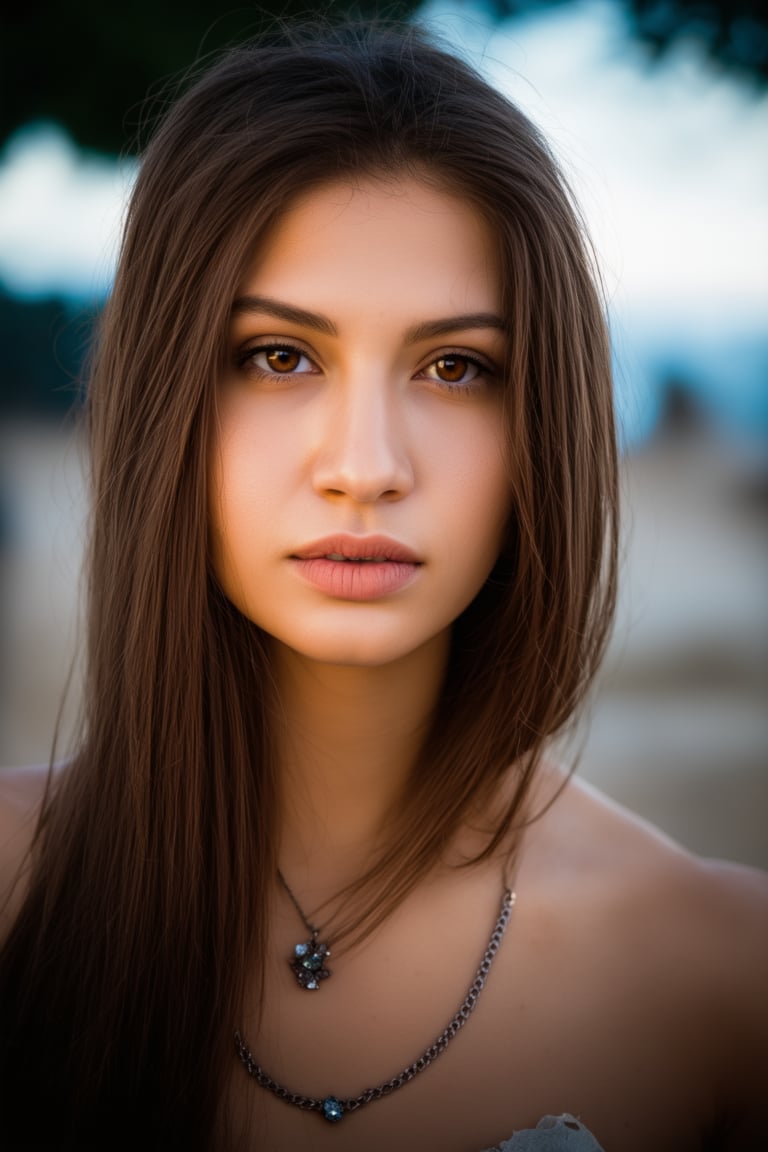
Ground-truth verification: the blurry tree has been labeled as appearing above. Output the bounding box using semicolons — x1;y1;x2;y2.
1;0;767;155
0;1;416;155
622;0;768;78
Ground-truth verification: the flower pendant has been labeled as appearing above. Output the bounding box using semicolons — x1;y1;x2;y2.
289;933;332;990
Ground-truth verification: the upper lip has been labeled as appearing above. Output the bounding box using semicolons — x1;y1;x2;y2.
291;534;422;563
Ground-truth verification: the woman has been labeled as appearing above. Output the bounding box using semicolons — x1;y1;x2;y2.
0;21;765;1151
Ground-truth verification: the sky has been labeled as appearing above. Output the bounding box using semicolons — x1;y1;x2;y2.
422;0;767;323
0;0;765;440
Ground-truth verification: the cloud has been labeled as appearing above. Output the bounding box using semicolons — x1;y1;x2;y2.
0;123;136;300
1;0;766;330
421;0;768;326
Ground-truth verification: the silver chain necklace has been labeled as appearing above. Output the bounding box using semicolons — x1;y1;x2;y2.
278;870;333;990
234;887;516;1123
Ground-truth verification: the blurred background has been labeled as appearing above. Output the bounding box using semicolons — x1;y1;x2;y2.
0;0;766;865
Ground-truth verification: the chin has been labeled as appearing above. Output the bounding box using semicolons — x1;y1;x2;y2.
272;617;447;670
288;637;421;668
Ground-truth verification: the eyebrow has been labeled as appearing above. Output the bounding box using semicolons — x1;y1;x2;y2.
230;294;507;342
231;294;337;335
405;313;507;343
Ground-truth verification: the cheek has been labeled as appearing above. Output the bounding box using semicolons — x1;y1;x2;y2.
208;403;281;550
468;468;512;577
440;415;511;554
207;422;264;600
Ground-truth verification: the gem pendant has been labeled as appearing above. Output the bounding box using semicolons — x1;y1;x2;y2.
323;1096;344;1122
289;932;332;990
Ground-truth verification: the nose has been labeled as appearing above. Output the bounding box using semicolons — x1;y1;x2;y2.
312;375;414;504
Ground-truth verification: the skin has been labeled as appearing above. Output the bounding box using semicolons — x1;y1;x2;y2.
209;177;512;869
2;177;767;1151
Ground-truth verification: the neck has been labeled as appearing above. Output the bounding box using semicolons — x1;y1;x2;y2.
272;631;450;897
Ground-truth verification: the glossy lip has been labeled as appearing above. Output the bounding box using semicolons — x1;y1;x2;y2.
290;535;422;601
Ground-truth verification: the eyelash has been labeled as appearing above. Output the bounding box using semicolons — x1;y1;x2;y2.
236;341;316;377
417;352;496;393
235;341;497;392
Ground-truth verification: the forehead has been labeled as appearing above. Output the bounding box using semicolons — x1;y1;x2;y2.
236;176;500;323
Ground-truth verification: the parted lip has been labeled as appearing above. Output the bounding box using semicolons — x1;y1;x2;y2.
291;534;422;563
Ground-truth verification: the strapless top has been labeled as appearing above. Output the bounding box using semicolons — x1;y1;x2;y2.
482;1114;604;1151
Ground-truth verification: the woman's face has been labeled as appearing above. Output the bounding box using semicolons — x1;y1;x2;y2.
209;176;511;668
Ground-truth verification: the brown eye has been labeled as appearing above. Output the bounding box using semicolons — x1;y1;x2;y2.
434;355;472;383
422;354;486;387
240;344;316;377
266;348;302;372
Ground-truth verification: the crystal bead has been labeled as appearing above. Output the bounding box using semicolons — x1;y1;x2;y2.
323;1096;343;1122
289;937;332;988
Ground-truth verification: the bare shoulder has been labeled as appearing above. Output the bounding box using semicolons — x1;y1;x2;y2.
0;764;58;940
526;769;768;1142
542;770;768;970
0;763;51;855
568;770;766;906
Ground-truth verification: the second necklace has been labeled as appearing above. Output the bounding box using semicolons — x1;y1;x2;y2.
278;870;333;990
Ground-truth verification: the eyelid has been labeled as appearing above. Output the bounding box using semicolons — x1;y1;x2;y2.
419;345;496;370
234;337;320;373
232;337;499;383
416;347;499;384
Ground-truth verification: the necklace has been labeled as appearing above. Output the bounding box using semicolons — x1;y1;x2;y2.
235;887;515;1123
278;870;333;990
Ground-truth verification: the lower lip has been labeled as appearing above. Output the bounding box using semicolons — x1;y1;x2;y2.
292;558;420;601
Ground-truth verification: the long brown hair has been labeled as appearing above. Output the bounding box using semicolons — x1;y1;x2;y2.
0;20;617;1146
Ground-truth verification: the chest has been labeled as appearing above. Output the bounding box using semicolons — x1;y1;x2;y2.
223;892;715;1152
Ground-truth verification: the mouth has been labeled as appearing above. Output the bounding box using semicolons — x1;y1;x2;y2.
289;536;422;600
291;535;422;565
324;553;388;563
